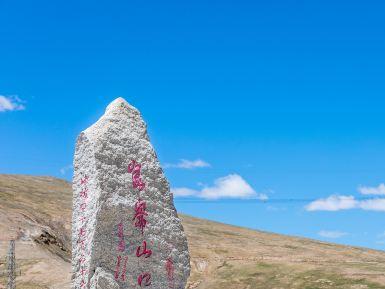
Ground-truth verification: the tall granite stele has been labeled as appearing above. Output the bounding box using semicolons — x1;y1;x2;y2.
72;98;190;289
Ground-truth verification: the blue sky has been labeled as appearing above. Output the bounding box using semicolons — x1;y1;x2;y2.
1;0;385;250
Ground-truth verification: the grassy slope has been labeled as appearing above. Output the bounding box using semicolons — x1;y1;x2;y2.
0;174;385;289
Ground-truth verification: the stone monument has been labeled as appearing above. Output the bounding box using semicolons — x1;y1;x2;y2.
72;98;190;289
7;240;16;289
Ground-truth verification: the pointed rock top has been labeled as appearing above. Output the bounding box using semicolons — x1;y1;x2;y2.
105;97;139;115
84;97;148;141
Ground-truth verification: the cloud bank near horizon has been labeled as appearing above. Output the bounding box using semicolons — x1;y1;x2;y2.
306;183;385;212
318;230;348;239
171;174;268;200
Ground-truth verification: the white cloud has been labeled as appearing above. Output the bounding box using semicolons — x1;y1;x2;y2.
171;187;197;197
305;195;358;211
164;159;210;169
200;174;259;199
305;195;385;212
60;164;73;175
318;230;348;239
358;183;385;195
0;95;25;112
359;199;385;211
171;174;268;200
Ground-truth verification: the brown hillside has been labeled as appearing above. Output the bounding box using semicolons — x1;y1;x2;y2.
0;174;385;289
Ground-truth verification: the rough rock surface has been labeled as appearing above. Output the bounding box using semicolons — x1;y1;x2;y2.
90;268;119;289
72;98;190;289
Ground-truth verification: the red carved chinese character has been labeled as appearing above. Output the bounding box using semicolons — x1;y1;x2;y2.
114;255;128;282
80;188;88;199
78;238;86;250
80;278;86;288
79;254;86;264
133;199;148;234
80;203;87;211
121;256;128;281
117;222;125;252
79;227;86;237
166;257;175;288
136;240;152;258
128;160;145;191
118;239;125;252
117;222;124;238
80;176;89;185
80;266;87;276
166;257;174;281
114;255;122;280
138;273;151;287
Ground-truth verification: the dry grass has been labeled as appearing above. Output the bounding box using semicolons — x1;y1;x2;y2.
0;174;385;289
